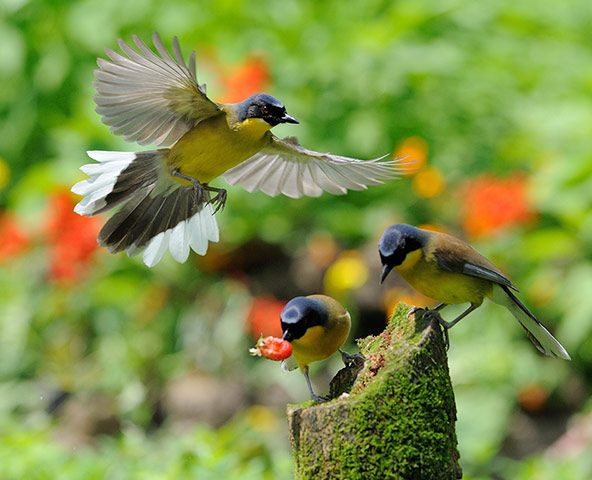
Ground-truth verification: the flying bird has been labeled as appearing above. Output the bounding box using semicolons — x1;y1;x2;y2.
72;32;406;267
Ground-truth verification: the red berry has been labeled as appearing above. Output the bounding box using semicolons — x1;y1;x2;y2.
249;336;293;361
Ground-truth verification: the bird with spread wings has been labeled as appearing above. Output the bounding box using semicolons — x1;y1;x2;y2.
72;32;407;267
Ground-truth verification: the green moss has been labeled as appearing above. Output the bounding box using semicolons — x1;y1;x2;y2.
287;303;462;479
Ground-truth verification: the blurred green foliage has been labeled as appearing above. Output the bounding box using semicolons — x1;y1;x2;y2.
0;412;293;479
1;0;592;478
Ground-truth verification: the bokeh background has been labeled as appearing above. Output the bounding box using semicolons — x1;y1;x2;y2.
2;0;592;478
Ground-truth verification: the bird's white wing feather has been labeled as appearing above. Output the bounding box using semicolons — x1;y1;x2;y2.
223;135;409;198
72;150;219;267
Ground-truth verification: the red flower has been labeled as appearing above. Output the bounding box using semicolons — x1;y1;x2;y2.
44;191;102;284
219;55;271;104
460;173;537;238
245;296;286;340
0;212;31;262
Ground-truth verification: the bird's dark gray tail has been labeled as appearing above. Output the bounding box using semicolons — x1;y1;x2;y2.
490;284;570;360
72;150;219;266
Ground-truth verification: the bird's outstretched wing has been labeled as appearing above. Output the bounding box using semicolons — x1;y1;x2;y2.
222;135;409;198
93;32;222;146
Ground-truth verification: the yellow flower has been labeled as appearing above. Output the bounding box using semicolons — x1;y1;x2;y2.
0;157;10;191
412;165;445;198
324;250;369;296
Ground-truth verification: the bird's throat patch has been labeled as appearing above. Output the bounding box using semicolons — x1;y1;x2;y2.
396;248;422;273
293;325;325;351
239;117;273;138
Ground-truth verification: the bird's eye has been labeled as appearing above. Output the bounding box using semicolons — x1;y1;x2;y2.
261;106;269;115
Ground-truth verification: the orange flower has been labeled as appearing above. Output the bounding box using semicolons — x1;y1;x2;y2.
394;136;445;198
219;55;271;104
416;223;449;234
245;296;286;340
0;212;31;262
460;173;537;238
393;136;428;173
44;191;102;284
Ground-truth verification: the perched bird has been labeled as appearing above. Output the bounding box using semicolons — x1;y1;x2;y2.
280;295;355;401
378;224;570;360
72;32;406;267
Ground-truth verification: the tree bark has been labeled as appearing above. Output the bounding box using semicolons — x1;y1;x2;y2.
287;303;462;479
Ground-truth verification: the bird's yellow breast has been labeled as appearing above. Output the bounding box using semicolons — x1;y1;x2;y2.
167;115;272;183
395;249;492;305
291;320;350;370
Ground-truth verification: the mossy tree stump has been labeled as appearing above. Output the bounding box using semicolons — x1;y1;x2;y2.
287;303;462;479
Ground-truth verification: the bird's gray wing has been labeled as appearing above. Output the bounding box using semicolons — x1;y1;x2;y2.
461;263;518;291
222;135;409;198
94;32;222;147
433;237;519;291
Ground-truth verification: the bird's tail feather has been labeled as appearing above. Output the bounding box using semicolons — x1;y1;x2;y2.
491;285;570;360
72;150;219;267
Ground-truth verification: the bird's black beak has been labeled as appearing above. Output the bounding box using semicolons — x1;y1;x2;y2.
379;264;393;285
282;330;293;342
280;113;299;124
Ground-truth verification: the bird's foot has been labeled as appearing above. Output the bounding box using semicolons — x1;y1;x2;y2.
172;170;206;205
206;186;227;214
407;307;450;350
171;170;227;213
406;306;428;319
425;311;451;351
311;393;330;403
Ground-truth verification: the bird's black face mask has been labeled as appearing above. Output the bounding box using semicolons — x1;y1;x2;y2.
241;93;299;126
378;225;422;283
281;297;327;342
379;229;405;268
